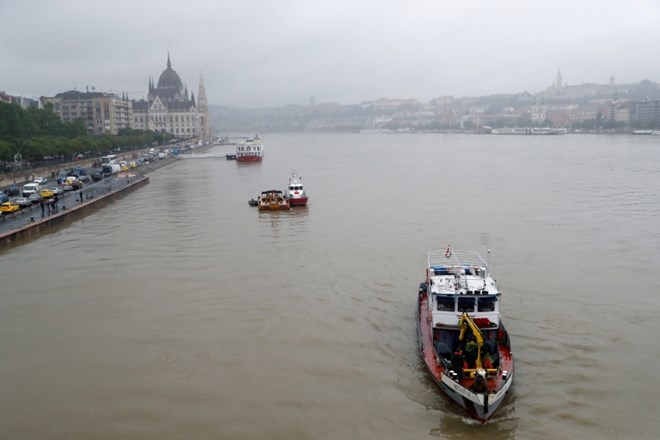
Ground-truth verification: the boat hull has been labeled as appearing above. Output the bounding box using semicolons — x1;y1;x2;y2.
236;155;262;162
288;196;308;206
417;289;514;422
258;204;290;211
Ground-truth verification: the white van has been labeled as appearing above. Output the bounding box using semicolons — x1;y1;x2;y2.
22;183;41;196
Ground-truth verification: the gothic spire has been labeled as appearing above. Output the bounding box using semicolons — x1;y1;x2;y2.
197;70;210;138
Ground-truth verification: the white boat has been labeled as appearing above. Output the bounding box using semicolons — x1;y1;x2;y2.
529;127;567;135
236;135;263;162
284;171;308;207
418;246;514;422
491;128;528;135
492;127;566;135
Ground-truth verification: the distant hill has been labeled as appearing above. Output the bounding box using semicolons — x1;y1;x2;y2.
209;79;660;133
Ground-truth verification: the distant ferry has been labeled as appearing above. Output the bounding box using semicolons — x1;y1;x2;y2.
236;135;263;162
633;130;655;135
491;127;566;135
530;127;567;135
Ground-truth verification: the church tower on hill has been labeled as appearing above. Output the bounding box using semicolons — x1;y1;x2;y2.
555;67;563;90
131;53;211;139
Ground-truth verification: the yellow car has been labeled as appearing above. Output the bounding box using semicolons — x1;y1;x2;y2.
0;201;21;213
39;188;55;199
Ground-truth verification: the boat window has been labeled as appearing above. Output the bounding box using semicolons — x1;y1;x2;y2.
477;297;497;312
436;296;454;311
457;297;475;312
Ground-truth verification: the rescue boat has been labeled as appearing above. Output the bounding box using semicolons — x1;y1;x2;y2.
284;171;308;206
417;245;514;422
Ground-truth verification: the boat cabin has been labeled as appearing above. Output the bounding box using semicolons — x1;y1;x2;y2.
426;250;500;328
288;183;303;192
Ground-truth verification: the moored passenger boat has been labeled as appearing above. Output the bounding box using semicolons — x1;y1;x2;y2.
492;127;566;135
417;246;514;422
529;127;567;135
236;135;264;162
284;171;308;206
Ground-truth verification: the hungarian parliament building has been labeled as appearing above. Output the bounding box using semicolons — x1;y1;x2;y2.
40;54;211;138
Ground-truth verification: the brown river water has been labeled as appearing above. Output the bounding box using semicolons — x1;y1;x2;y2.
1;133;659;439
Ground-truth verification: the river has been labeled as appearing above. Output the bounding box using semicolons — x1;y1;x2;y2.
1;133;659;439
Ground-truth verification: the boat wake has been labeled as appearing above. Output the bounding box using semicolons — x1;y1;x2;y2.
177;153;228;159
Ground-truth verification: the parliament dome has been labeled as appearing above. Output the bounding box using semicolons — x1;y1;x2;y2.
156;54;184;99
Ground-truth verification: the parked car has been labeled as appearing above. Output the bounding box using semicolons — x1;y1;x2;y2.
0;201;20;213
91;171;102;181
48;186;64;196
12;196;32;207
28;193;43;204
39;188;55;199
33;176;48;184
0;193;8;203
63;176;82;190
22;183;41;196
4;185;20;196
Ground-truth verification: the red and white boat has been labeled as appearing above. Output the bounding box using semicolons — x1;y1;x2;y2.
284;171;308;206
418;246;514;422
235;135;263;162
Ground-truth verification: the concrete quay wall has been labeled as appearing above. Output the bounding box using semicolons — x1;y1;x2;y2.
0;176;149;249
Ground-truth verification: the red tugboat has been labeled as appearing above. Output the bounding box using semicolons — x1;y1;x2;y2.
284;171;308;206
418;245;514;422
235;135;263;162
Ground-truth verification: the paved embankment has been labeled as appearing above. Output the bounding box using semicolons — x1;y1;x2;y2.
0;176;149;248
0;156;179;250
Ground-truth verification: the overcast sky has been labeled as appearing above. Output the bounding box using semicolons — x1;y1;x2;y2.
2;0;659;108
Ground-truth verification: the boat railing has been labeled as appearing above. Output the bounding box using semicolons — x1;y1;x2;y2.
429;250;488;273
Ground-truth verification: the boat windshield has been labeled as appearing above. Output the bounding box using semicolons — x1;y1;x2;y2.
477;297;497;312
436;296;455;311
458;297;475;312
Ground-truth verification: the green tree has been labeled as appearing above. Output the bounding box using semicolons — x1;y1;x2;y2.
0;138;14;163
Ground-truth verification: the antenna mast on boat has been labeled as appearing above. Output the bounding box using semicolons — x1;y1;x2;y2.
480;232;491;268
